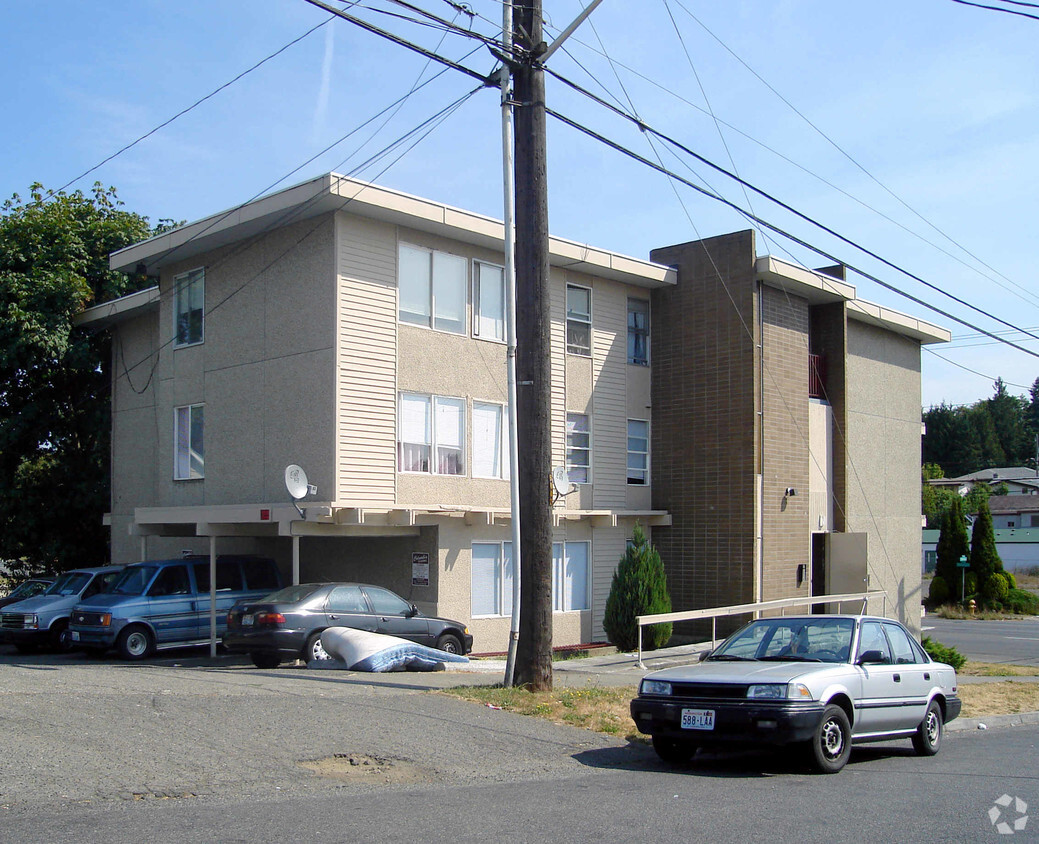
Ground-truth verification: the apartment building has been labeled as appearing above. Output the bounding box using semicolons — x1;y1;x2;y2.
79;174;948;651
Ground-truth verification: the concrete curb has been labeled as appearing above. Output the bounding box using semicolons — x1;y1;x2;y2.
948;710;1039;732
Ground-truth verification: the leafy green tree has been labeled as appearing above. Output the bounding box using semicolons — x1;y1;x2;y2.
987;378;1030;465
935;497;969;600
0;184;154;575
969;499;1003;586
922;464;956;529
963;482;992;516
603;523;672;651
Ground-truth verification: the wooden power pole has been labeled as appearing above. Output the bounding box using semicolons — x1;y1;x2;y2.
512;0;553;691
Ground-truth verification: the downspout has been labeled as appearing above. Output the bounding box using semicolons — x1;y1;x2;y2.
755;280;765;606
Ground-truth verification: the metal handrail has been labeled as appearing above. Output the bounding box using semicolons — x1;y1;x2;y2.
635;590;888;669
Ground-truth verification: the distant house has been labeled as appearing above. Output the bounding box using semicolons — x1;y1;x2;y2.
927;467;1039;496
77;174;948;649
923;526;1039;573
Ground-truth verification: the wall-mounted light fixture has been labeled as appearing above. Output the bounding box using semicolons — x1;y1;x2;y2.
785;487;797;497
796;563;807;587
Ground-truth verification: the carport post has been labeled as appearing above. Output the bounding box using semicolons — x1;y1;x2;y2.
209;537;218;657
292;535;300;585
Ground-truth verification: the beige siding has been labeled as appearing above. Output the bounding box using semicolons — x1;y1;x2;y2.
591;525;627;641
591;277;628;509
550;269;568;484
336;213;397;504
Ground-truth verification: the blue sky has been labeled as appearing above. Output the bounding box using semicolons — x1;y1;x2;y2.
3;0;1037;409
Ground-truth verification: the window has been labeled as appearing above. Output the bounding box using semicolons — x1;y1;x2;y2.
883;623;921;665
365;586;412;615
566;284;591;355
471;542;514;617
174;268;204;346
627;298;649;365
174;404;204;480
473;401;510;479
566;413;590;484
327;585;367;613
148;565;191;597
474;261;505;341
398;244;467;334
627;419;649;485
857;621;892;663
553;541;589;611
398;393;465;475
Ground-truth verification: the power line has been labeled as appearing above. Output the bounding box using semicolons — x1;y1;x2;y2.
545;104;1039;361
49;13;340;198
543;66;1039;350
947;0;1039;20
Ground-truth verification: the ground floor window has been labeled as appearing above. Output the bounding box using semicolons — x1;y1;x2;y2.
471;542;514;617
552;541;589;612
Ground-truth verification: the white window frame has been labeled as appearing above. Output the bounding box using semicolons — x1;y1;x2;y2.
566;412;591;485
173;268;204;348
398;243;467;335
397;392;466;476
627;297;649;365
566;284;591;356
627;418;649;485
173;404;204;480
472;401;510;479
473;261;505;342
552;541;589;612
471;541;514;617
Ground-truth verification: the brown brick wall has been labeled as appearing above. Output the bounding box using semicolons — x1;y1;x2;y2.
649;232;758;616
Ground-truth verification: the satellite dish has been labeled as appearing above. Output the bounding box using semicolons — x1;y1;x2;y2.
285;465;310;501
552;466;571;498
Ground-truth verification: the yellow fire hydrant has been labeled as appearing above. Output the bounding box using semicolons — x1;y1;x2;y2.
969;598;977;616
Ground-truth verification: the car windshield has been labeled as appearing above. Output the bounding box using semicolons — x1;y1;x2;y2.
7;580;49;599
45;572;91;597
260;584;325;604
109;565;158;596
709;618;855;663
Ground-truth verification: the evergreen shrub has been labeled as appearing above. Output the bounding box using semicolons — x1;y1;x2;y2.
603;523;672;652
922;636;966;671
927;575;950;607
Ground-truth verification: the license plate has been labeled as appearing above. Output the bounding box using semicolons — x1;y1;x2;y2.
681;708;715;730
241;614;254;627
70;631;80;642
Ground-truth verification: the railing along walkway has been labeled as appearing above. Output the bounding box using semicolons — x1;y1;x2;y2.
635;591;889;669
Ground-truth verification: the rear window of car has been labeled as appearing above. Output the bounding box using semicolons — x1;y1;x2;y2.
262;584;324;604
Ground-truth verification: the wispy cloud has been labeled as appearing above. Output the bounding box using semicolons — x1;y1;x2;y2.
313;23;335;141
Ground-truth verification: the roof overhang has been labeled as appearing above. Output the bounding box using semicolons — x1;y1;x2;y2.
74;284;159;329
755;255;950;345
109;173;677;290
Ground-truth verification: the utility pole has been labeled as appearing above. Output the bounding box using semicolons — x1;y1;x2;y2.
512;0;553;691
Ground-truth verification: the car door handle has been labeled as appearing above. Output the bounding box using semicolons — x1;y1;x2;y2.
893;674;901;683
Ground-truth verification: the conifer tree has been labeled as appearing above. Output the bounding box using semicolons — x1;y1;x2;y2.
935;496;969;600
603;523;672;651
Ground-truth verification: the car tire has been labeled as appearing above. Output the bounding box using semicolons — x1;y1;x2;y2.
808;704;852;774
117;625;154;661
303;631;331;663
435;633;464;655
51;620;72;652
651;735;697;763
250;652;281;669
912;699;943;756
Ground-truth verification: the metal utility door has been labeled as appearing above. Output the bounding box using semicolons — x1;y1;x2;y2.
824;532;869;607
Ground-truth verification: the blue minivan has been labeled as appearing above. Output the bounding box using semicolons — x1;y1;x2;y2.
68;556;282;660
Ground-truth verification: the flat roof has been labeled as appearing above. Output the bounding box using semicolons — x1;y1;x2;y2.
109;173;677;290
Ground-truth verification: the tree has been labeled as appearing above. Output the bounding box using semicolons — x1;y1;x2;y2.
963;481;992;516
0;184;154;575
969;499;1003;586
921;463;956;529
987;378;1030;465
603;523;672;652
934;497;969;601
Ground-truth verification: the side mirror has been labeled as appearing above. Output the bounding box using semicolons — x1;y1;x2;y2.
858;649;887;665
407;604;419;618
698;650;711;662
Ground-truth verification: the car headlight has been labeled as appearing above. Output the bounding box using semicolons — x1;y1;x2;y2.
641;679;672;696
747;683;813;700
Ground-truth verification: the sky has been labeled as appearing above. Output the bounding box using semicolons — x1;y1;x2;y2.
2;0;1038;410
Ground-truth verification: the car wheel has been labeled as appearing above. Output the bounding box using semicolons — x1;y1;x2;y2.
52;620;73;652
912;699;943;756
435;633;464;655
808;704;852;774
651;735;697;763
303;631;332;663
250;652;281;669
117;625;154;661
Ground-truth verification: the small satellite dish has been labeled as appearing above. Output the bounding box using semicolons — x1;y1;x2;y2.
552;466;571;498
285;464;310;501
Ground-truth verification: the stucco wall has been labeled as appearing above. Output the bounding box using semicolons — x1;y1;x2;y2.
845;319;924;633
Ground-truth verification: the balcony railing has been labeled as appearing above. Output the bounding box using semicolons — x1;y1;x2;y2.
809;353;826;398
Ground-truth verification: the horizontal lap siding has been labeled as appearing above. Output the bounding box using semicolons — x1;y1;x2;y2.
592;280;627;510
337;214;397;504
